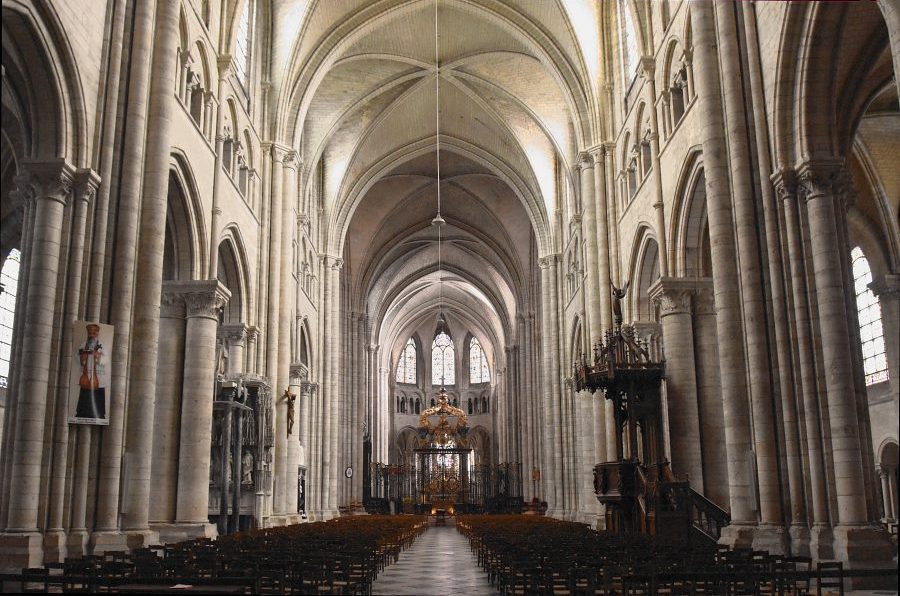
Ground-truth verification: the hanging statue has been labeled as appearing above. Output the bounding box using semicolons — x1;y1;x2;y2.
610;279;630;325
285;389;297;436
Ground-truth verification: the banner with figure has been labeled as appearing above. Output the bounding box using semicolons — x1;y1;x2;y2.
68;321;113;425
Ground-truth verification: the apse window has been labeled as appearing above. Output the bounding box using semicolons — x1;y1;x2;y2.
396;338;417;384
469;337;490;384
431;331;455;386
851;246;888;386
0;249;22;388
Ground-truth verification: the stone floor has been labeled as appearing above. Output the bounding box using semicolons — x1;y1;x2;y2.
372;519;498;596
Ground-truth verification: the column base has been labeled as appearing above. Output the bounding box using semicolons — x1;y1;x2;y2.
809;524;835;560
750;523;787;555
89;530;129;555
545;507;563;519
831;524;897;589
42;529;67;563
152;523;213;544
66;530;89;558
718;522;756;549
90;529;160;553
788;523;811;557
0;531;44;571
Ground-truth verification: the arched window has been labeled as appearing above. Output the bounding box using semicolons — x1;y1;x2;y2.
619;0;640;86
395;338;417;384
469;337;490;384
851;247;889;385
233;1;252;89
0;249;22;388
431;331;455;386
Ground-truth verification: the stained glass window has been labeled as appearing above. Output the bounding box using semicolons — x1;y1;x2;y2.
431;331;455;386
469;337;490;384
233;1;252;88
851;247;888;386
395;338;417;384
0;249;22;388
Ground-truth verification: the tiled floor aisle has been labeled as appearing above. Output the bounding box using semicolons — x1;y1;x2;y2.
372;520;498;596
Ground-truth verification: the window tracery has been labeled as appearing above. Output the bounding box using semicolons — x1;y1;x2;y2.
431;331;455;386
0;249;21;388
469;337;490;384
852;247;889;385
396;338;417;384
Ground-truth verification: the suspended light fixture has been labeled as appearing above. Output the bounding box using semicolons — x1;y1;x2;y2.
432;0;448;374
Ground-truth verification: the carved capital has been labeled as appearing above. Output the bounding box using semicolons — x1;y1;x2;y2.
290;362;309;383
73;168;101;204
576;151;594;170
20;159;76;204
770;168;798;202
640;56;656;77
166;279;231;319
220;322;248;346
796;159;844;203
217;54;233;74
321;254;343;270
159;286;186;319
246;325;261;343
283;150;301;170
648;277;710;317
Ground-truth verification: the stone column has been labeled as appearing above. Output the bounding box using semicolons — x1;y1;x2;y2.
45;169;99;562
641;57;669;276
246;326;260;375
0;160;74;568
878;467;893;521
207;56;232;277
149;285;187;528
689;1;756;538
286;364;305;519
174;280;230;537
798;162;868;524
90;0;162;546
579;153;603;346
713;2;783;547
650;278;703;488
538;258;556;512
692;284;729;507
221;324;248;375
774;170;830;555
323;256;343;517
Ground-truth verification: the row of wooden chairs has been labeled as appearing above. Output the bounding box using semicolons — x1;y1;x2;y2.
4;515;428;594
457;515;863;595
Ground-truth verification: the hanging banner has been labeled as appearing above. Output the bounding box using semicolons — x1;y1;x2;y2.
68;320;113;425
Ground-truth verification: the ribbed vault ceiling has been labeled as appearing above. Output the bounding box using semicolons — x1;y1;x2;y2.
273;0;604;371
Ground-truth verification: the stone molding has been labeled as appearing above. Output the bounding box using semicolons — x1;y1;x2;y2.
869;274;900;300
321;254;344;270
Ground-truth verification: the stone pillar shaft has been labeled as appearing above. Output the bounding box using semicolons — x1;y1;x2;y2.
651;279;703;489
149;289;187;524
6;162;74;536
121;0;181;536
800;164;867;524
689;0;755;525
175;281;230;526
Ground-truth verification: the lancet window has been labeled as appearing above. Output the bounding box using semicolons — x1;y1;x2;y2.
431;331;455;386
469;337;490;384
396;338;417;384
852;247;889;385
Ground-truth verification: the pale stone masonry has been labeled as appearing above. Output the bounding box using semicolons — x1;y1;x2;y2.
0;0;897;574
